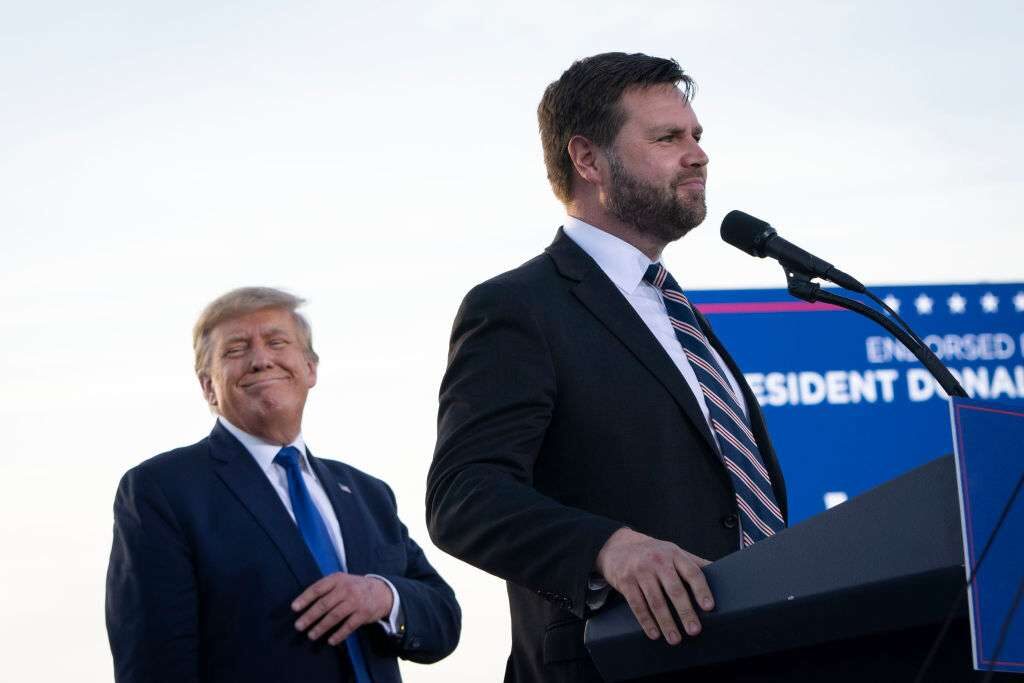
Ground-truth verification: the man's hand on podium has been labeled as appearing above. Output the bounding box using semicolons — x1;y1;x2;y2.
595;527;714;645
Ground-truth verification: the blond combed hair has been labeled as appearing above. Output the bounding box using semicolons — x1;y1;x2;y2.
192;286;319;375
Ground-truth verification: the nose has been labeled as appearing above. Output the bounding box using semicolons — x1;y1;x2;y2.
248;344;276;371
685;139;708;169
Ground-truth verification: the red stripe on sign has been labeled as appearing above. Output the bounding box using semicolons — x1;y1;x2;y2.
695;301;843;314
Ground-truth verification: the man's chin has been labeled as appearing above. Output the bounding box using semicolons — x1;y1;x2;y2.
661;209;706;243
662;223;699;243
241;397;305;438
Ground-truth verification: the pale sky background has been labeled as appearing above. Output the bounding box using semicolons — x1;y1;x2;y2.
1;1;1021;680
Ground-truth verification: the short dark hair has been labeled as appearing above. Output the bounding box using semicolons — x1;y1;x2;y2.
537;52;695;204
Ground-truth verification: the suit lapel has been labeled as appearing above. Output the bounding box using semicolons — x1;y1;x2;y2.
546;229;720;457
308;454;373;575
208;422;322;588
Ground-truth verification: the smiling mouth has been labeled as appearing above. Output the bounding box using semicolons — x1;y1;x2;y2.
240;376;290;389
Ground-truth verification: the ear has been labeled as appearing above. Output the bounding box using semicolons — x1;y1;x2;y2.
198;373;218;407
566;134;605;187
305;358;318;389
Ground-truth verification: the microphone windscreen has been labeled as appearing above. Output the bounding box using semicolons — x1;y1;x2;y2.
721;210;775;257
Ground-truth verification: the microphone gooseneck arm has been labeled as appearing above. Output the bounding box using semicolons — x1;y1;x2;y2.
783;269;968;398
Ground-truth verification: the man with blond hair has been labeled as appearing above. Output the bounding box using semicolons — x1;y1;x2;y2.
106;287;460;683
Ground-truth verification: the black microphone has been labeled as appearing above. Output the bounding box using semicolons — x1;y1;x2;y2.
720;210;865;293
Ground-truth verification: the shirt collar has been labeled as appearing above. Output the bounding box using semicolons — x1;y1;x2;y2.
563;216;660;293
218;416;309;473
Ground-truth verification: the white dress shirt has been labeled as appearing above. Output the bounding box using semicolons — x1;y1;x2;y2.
563;216;749;426
218;416;402;634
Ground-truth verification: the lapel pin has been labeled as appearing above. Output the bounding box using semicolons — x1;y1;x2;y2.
338;483;352;494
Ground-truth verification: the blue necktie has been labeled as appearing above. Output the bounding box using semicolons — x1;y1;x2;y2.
275;446;372;683
643;264;785;547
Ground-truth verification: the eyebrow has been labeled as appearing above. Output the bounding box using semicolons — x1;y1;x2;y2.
223;334;251;345
649;125;703;138
220;326;294;348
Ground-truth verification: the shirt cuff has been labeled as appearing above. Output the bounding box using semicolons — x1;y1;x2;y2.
586;573;612;611
367;575;402;635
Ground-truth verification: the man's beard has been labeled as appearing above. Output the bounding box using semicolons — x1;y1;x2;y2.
605;151;707;244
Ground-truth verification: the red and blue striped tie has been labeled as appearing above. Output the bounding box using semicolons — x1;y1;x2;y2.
643;263;785;547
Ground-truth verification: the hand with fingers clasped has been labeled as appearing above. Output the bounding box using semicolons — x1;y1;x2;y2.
595;527;715;645
291;573;395;646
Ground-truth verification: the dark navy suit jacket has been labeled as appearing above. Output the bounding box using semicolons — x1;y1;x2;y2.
107;422;460;682
427;230;784;682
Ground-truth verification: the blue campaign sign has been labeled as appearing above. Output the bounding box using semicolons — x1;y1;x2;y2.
950;398;1024;674
688;282;1024;523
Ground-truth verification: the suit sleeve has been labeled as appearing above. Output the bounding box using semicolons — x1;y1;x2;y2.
105;466;200;683
426;280;623;619
371;484;461;664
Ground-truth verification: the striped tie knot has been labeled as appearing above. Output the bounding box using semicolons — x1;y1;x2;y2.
643;263;670;291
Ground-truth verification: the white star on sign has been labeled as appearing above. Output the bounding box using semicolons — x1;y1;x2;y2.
980;292;999;313
915;294;934;315
882;294;901;313
948;293;967;314
1014;292;1024;312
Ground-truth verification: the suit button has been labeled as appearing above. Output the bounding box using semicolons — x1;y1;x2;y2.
721;514;738;529
410;638;421;649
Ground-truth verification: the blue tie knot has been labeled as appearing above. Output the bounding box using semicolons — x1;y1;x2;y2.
274;445;302;471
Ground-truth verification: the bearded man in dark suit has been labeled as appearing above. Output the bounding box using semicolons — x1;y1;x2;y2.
426;52;787;683
106;287;460;682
